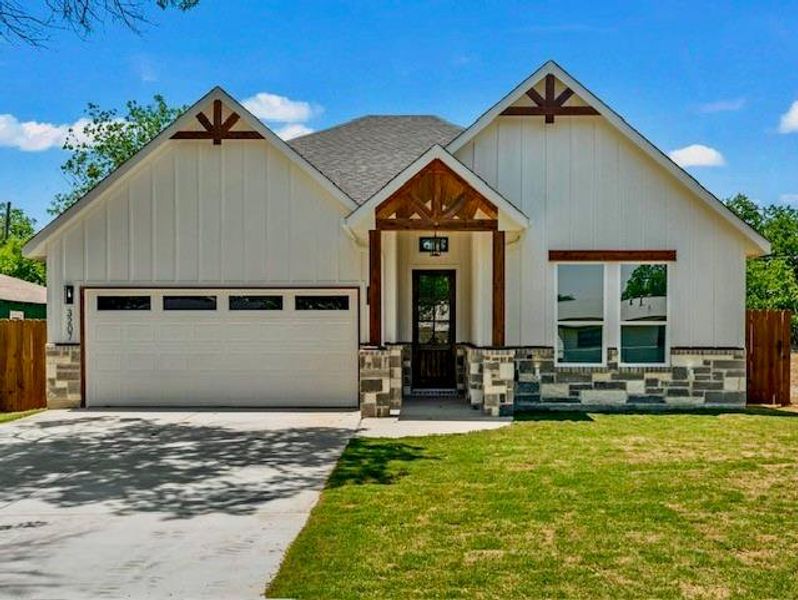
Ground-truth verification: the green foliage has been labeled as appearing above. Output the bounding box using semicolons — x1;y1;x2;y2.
621;264;667;301
726;193;798;339
49;95;185;215
0;207;45;285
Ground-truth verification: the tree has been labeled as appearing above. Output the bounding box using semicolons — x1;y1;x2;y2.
0;207;45;284
725;193;798;337
0;1;199;46
49;95;186;215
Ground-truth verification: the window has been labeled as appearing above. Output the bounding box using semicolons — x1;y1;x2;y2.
97;296;151;311
556;264;604;364
295;295;349;310
163;295;217;311
620;264;668;364
229;295;283;311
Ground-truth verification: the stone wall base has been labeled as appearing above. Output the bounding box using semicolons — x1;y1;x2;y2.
462;346;746;416
359;346;403;417
46;343;82;409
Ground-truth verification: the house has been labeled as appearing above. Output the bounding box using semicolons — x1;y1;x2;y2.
0;274;46;319
23;61;768;414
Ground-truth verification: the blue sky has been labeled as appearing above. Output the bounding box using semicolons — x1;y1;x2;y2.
1;0;797;228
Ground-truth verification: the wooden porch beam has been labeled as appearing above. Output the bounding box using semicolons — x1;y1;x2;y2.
492;230;506;347
368;229;382;346
376;218;497;231
548;250;677;262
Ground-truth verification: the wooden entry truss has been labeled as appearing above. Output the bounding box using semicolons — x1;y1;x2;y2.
171;99;264;145
501;74;599;123
369;158;506;347
375;159;499;231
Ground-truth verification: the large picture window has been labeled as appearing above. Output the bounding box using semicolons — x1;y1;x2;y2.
556;264;604;364
619;264;668;364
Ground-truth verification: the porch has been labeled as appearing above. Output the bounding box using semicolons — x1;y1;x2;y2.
345;146;529;417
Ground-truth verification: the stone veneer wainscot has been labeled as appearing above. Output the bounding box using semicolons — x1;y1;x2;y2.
46;343;82;409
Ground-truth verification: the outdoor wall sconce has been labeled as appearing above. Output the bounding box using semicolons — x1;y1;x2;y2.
419;235;448;256
64;284;74;305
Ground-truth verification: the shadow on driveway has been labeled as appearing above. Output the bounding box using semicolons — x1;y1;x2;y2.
0;412;355;519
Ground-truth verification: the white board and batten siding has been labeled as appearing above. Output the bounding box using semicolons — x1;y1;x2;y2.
454;116;747;349
46;139;367;345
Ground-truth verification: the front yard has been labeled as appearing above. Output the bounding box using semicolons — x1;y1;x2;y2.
267;409;798;599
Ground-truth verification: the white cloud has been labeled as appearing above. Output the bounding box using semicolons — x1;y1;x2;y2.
697;98;745;113
778;100;798;133
275;123;314;140
242;92;320;123
779;194;798;204
0;114;91;152
668;144;726;168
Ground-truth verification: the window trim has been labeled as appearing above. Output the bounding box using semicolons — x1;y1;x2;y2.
554;262;607;367
617;262;670;367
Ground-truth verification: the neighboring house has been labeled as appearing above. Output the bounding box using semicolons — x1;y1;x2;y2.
23;61;768;414
0;274;46;320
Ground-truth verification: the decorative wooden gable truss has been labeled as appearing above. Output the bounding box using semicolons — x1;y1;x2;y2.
501;73;599;123
375;159;498;231
369;157;506;347
171;99;264;145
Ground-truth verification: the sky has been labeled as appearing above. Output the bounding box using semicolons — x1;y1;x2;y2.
1;0;797;229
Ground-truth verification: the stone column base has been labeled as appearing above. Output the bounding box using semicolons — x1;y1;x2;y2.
46;343;82;409
359;346;402;417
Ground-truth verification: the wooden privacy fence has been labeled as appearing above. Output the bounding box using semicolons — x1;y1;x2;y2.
746;310;791;406
0;319;46;412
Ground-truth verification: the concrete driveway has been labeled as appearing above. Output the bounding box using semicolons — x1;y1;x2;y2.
0;408;360;599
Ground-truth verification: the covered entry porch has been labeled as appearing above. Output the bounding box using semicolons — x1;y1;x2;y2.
345;146;529;416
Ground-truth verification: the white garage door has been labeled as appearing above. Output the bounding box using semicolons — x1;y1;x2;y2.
84;288;359;407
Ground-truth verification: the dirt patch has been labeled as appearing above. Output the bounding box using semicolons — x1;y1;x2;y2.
463;549;506;565
680;582;731;600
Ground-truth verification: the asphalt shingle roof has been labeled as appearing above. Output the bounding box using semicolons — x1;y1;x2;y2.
288;115;463;205
0;274;46;304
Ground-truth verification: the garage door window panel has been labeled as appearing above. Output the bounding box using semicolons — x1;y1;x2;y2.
295;295;349;310
229;295;283;310
97;296;151;311
163;295;217;311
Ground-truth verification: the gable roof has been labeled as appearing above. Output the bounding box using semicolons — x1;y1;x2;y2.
0;274;46;304
23;86;359;258
345;144;528;233
289;115;462;204
447;60;770;255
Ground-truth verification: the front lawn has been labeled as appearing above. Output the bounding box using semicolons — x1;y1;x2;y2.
0;409;43;424
267;409;798;599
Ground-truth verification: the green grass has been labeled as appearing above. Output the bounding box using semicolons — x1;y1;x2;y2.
267;409;798;599
0;409;43;424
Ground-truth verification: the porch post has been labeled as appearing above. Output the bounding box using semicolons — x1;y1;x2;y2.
492;230;505;346
369;229;382;346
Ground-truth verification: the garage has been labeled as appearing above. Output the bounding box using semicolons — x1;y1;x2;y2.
83;288;359;408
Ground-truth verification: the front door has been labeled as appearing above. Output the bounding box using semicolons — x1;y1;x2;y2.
412;270;456;389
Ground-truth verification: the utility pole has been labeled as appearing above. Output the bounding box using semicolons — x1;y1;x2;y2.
2;201;10;242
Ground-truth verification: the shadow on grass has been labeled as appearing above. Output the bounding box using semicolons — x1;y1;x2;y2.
514;406;798;420
328;438;433;487
514;411;594;422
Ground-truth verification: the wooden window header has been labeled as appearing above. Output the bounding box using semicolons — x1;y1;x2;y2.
549;250;677;262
